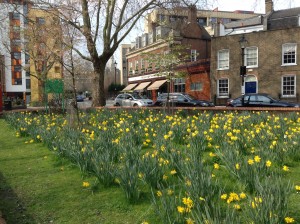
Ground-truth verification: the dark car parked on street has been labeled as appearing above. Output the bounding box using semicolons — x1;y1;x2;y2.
227;93;299;107
153;93;214;107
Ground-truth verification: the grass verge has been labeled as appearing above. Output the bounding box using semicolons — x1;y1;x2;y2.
0;118;157;224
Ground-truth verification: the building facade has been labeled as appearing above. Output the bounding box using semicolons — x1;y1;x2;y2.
0;0;29;106
0;1;63;107
125;6;211;102
27;6;63;103
144;6;261;36
211;0;300;105
122;6;262;102
120;44;131;86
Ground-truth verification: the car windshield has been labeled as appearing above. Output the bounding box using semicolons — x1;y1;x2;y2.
132;94;143;99
183;94;196;100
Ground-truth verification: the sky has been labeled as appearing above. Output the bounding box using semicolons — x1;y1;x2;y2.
212;0;300;13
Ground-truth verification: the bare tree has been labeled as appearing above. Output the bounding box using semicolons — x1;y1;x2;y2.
29;0;215;106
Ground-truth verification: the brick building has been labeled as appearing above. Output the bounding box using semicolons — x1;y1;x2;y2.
123;6;261;102
211;0;300;105
125;6;211;102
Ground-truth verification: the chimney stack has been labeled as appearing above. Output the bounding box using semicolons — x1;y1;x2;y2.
265;0;274;13
188;5;197;23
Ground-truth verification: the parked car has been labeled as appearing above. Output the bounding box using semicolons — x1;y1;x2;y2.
227;93;300;107
114;93;153;107
76;95;85;102
153;93;214;107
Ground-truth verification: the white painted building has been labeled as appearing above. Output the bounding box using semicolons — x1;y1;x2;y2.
0;1;29;103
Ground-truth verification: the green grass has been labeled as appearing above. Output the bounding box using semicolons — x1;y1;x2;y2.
0;118;158;224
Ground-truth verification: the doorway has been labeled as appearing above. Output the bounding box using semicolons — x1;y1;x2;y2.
245;75;257;94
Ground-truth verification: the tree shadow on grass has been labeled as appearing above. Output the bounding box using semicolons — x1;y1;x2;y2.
0;172;36;224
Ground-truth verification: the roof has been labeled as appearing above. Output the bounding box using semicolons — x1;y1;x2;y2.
223;6;300;31
224;15;263;29
268;7;300;30
268;7;300;19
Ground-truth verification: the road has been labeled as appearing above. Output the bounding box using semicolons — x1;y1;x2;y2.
77;99;114;108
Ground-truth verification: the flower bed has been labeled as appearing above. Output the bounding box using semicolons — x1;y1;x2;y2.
5;109;300;223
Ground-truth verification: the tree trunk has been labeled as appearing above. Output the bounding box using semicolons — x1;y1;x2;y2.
92;62;106;107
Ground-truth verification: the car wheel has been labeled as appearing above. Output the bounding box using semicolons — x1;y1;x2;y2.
115;103;120;106
133;104;138;107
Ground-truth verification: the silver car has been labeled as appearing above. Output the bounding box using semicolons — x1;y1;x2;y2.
114;93;153;107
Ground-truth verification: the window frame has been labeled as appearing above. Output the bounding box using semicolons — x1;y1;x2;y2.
174;78;185;93
245;46;258;68
190;82;203;91
217;49;229;70
282;43;297;66
281;75;296;98
217;78;229;98
191;49;197;62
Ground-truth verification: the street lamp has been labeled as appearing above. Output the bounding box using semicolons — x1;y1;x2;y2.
239;34;248;105
114;60;117;85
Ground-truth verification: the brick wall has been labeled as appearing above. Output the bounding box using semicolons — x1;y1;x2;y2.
211;27;300;105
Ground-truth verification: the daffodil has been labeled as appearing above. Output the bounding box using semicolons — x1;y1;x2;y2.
82;182;90;187
214;163;220;169
177;206;185;213
248;159;254;165
186;218;194;224
254;155;261;163
221;194;227;200
156;191;162;197
284;217;295;223
283;165;289;171
170;170;177;175
239;192;246;199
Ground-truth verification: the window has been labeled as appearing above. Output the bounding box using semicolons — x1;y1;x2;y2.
26;79;31;89
36;17;46;25
282;75;296;97
245;47;258;67
14;65;22;72
197;18;207;26
218;79;229;97
191;49;197;62
135;60;139;70
174;78;185;93
141;59;145;69
282;43;297;65
190;82;202;91
218;49;229;69
12;52;21;60
12;13;20;20
25;53;30;64
55;66;60;73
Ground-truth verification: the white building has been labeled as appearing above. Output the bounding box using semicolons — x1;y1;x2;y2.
0;1;29;104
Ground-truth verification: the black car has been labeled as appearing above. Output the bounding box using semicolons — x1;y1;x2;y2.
153;93;214;107
227;93;299;107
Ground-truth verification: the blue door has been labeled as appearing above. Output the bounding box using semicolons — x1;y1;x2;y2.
245;81;257;94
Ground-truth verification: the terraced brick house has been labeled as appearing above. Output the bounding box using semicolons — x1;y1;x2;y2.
211;0;300;105
123;6;260;102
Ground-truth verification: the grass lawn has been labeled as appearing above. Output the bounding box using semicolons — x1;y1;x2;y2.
0;118;157;224
1;109;300;224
